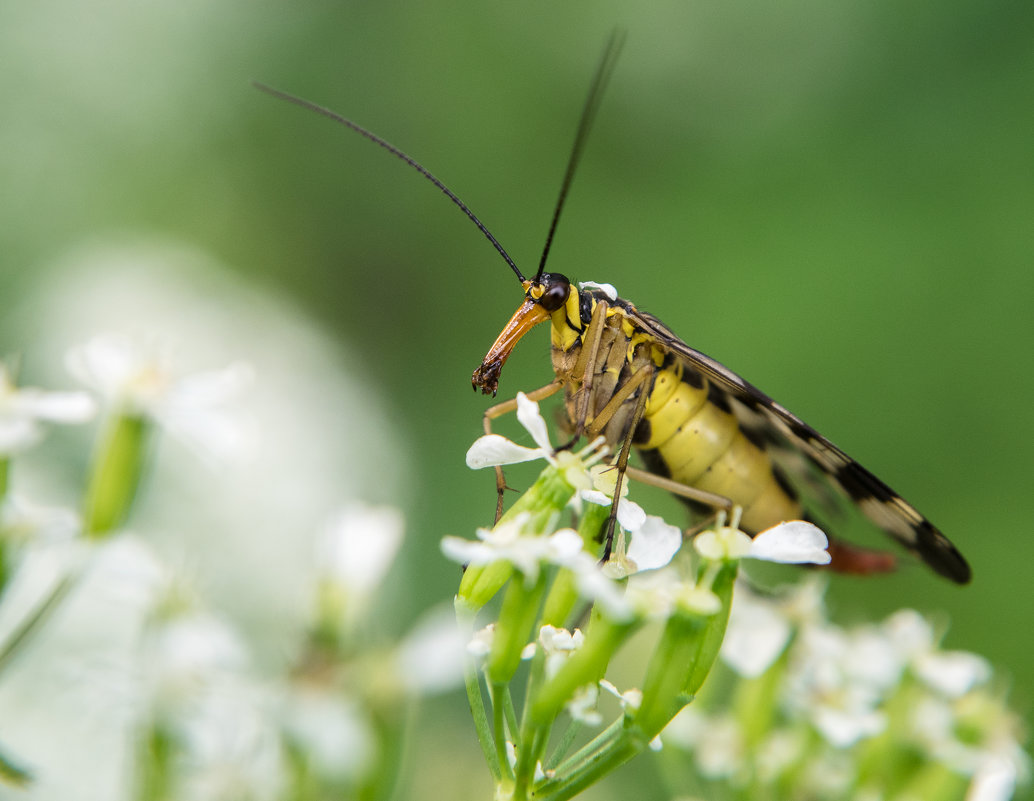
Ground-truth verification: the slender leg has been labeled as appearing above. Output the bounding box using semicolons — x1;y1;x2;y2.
599;374;651;561
622;466;734;512
568;300;609;440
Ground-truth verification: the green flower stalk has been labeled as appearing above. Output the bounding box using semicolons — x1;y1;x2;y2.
83;412;151;537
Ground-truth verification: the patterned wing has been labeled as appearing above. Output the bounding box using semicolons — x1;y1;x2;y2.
629;308;970;584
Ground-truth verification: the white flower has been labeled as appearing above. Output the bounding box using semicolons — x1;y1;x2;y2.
581;465;681;575
695;519;830;565
625;515;682;571
531;625;586;679
465;393;605;492
66;333;253;463
440;516;584;583
505;741;547;783
0;363;96;454
567;683;603;725
599;678;642;711
467;624;495;658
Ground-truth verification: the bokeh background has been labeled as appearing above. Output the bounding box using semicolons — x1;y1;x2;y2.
2;0;1032;798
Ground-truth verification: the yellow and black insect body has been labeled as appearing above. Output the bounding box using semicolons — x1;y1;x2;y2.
256;31;970;584
471;271;970;583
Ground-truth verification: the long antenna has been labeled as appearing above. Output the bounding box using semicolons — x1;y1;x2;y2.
535;29;626;280
253;81;526;283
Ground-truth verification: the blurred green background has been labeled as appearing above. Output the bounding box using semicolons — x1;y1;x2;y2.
2;0;1032;798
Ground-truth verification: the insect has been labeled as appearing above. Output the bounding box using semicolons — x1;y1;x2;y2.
256;32;970;583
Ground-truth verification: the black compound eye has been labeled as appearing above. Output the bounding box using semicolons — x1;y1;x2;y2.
537;273;571;312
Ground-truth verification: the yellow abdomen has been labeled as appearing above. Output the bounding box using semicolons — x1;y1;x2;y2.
637;365;801;533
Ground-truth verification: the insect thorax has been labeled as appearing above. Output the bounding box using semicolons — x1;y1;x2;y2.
550;286;802;534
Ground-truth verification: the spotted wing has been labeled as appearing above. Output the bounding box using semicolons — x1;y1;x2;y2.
629;308;970;584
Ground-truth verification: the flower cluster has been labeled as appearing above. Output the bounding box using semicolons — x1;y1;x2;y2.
662;580;1029;801
442;393;834;801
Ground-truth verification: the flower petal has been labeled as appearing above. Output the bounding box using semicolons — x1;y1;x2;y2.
515;392;552;452
749;520;831;565
465;435;545;469
616;499;647;533
626;515;681;571
12;389;97;423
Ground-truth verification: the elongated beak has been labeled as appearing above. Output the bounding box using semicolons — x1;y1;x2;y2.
471;298;552;396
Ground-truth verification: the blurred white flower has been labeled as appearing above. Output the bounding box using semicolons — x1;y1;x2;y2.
178;681;283;801
720;586;793;678
915;650;992;698
280;686;374;784
66;332;253;464
0;363;96;454
0;494;79;548
785;623;888;747
394;605;467;694
663;707;744;779
316;503;404;613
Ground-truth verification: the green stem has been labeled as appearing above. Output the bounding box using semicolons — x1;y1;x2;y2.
0;574;76;676
635;562;737;739
463;665;500;780
487;571;547;684
0;740;31;787
543;719;582;770
83;413;150;538
457;600;500;780
490;682;514;780
537;723;643;801
548;716;624;777
682;562;737;697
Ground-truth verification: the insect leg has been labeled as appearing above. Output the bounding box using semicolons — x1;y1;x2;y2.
481;380;563;522
598;369;652;561
622;466;735;514
565;298;610;442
